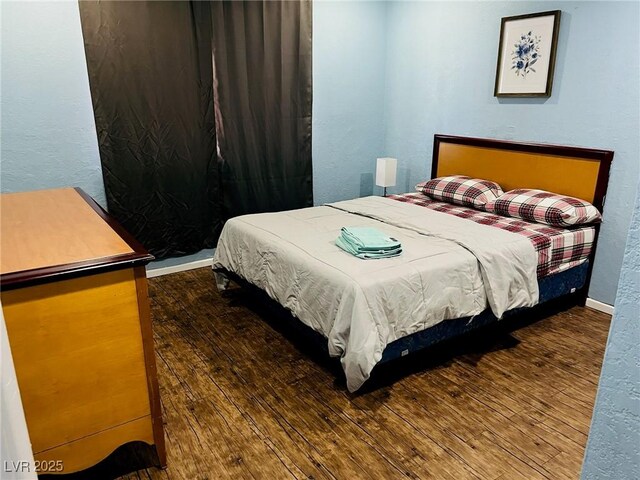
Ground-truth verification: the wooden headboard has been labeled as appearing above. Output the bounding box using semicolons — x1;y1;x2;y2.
432;135;613;213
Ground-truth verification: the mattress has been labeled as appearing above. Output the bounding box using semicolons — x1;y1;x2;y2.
389;192;595;277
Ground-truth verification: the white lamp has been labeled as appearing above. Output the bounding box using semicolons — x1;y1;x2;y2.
376;157;397;197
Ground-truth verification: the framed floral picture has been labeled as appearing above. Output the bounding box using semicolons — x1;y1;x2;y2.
494;10;561;97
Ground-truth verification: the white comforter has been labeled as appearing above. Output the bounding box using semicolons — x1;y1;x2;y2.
212;196;539;391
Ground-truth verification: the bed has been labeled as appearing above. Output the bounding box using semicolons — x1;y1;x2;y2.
212;135;613;392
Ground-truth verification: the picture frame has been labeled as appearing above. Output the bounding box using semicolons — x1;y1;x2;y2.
494;10;561;97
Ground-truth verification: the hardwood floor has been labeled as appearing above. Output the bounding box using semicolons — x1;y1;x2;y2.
108;267;608;480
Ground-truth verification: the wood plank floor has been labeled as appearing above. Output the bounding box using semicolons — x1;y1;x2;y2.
113;268;609;480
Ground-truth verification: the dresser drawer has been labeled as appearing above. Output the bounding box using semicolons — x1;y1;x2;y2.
2;268;152;454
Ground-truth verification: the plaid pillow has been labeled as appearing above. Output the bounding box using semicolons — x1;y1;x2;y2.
415;175;503;209
485;189;602;227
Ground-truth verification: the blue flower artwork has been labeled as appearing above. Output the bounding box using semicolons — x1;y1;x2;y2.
511;31;541;78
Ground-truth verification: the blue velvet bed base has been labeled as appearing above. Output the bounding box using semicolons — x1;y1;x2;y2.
222;261;589;370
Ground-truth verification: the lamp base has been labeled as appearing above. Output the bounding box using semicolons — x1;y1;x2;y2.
383;187;387;197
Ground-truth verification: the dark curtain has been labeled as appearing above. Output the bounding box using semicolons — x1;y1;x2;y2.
79;1;222;258
211;1;313;217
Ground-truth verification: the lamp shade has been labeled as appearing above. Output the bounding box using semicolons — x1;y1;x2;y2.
376;157;397;187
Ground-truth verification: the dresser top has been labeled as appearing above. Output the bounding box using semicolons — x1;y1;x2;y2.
1;188;153;288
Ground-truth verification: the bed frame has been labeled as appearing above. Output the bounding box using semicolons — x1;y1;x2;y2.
431;135;612;215
219;134;613;387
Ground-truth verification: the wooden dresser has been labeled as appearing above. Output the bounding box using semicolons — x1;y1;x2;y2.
0;187;166;474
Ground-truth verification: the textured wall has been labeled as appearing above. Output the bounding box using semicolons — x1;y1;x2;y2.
312;0;388;204
1;1;638;305
582;180;640;479
0;1;105;206
382;1;640;305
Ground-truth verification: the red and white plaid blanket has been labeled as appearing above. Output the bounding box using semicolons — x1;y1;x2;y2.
389;192;595;278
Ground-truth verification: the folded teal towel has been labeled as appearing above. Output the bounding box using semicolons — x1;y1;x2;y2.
336;227;402;259
336;236;402;258
340;227;401;250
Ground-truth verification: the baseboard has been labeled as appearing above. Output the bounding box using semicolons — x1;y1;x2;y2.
585;298;614;316
146;258;213;278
